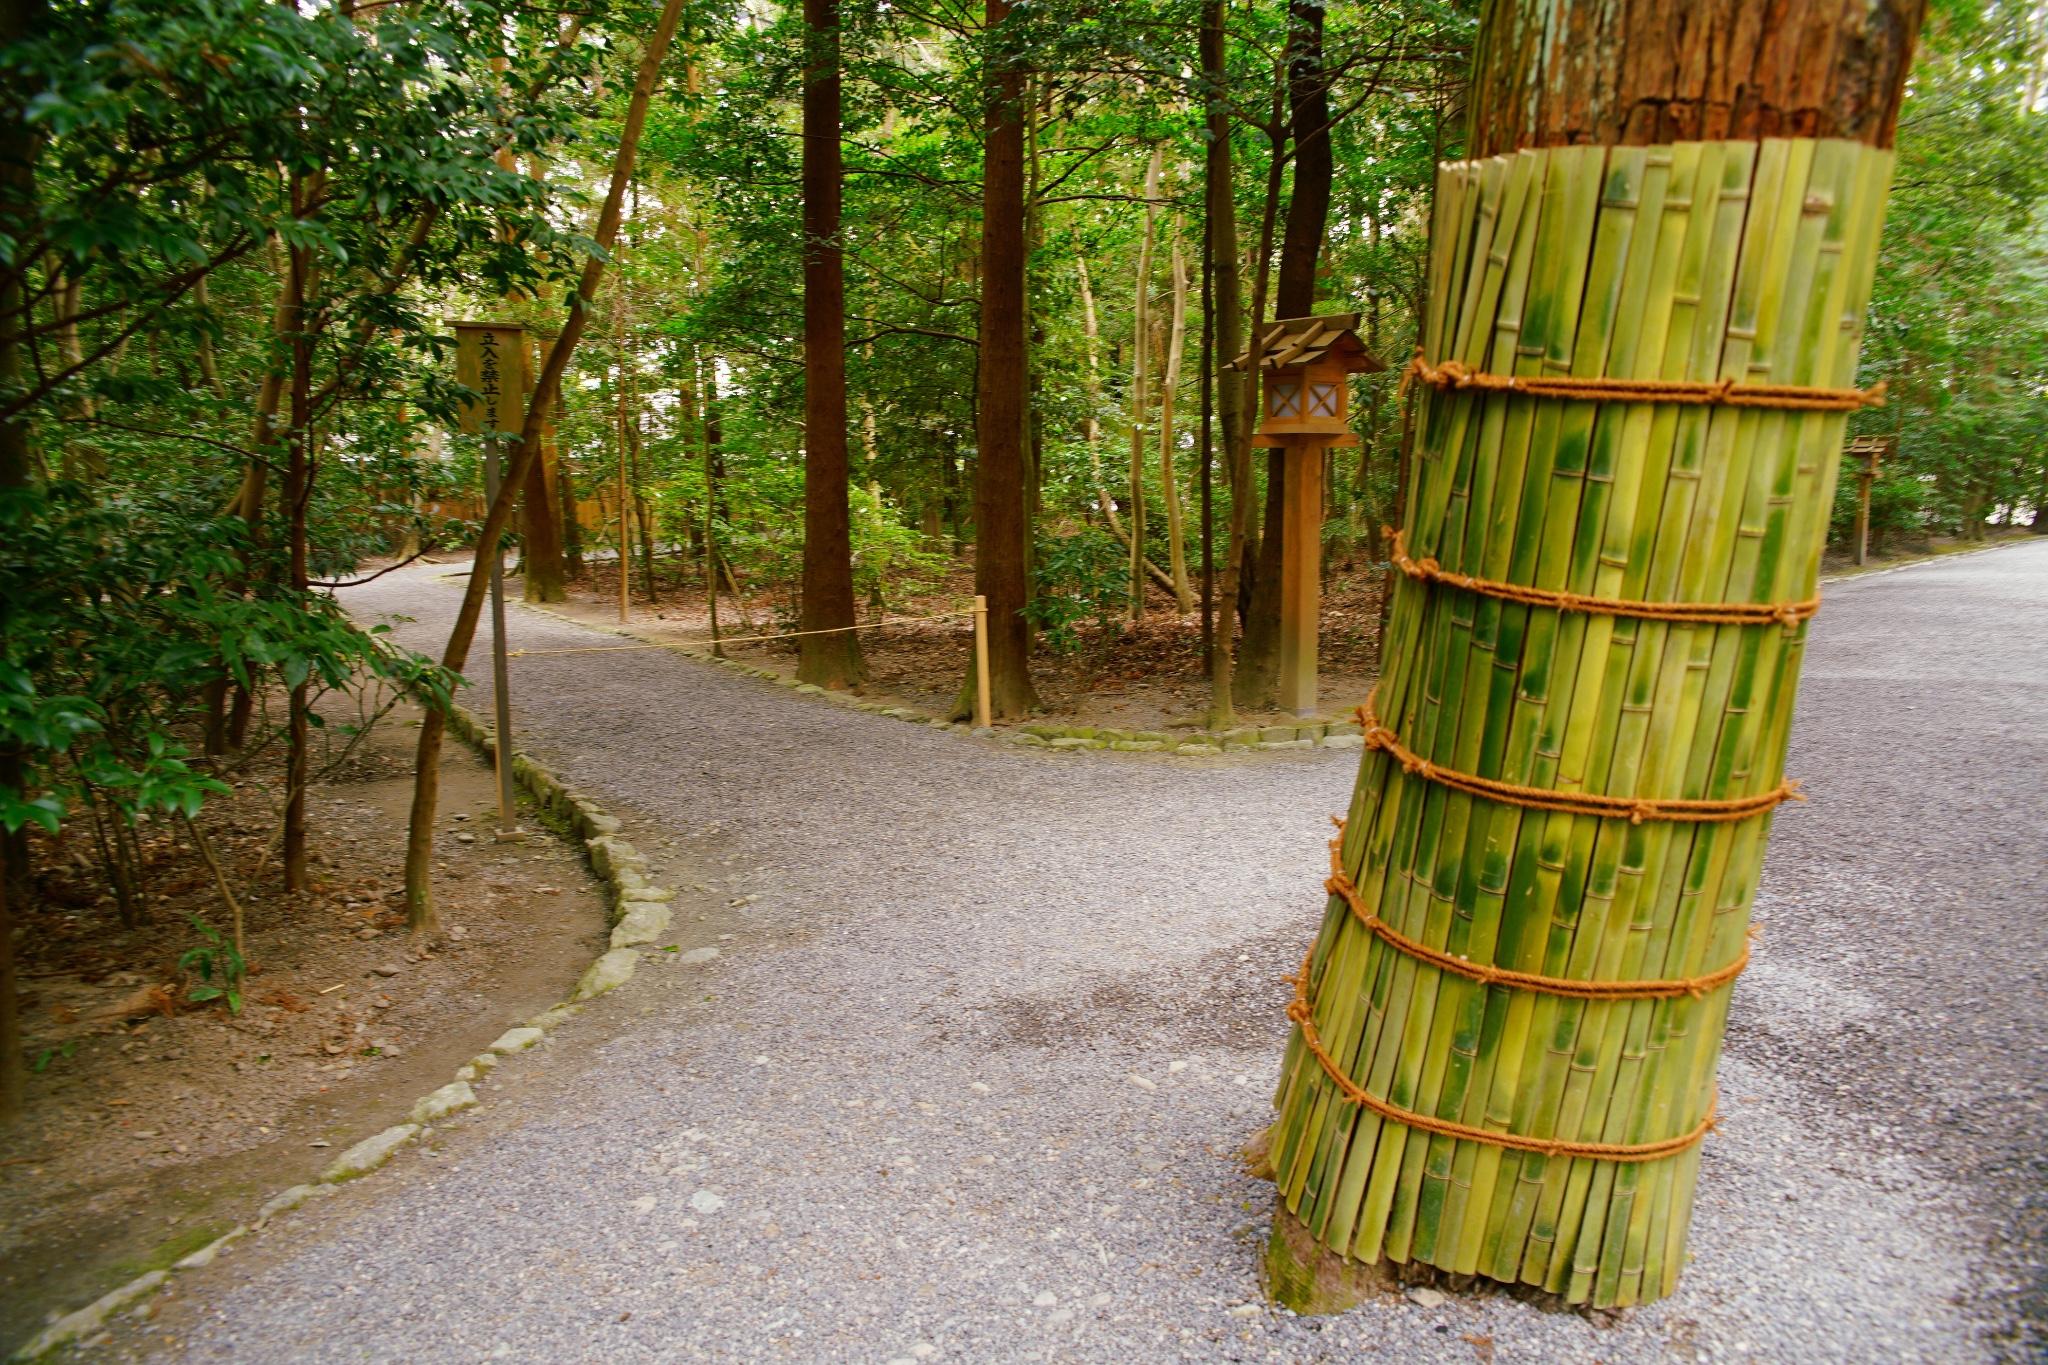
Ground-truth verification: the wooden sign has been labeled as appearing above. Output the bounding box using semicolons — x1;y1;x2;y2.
449;322;529;437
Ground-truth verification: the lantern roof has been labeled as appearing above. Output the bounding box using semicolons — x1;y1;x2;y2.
1225;312;1386;375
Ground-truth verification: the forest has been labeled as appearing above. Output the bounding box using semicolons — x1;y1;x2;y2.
0;0;2044;1124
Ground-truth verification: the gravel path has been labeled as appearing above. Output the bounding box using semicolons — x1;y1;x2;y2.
129;544;2044;1364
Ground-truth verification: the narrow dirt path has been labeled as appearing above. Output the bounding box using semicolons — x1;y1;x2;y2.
108;545;2043;1364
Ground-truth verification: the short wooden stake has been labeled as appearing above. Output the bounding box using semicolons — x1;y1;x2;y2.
972;594;991;728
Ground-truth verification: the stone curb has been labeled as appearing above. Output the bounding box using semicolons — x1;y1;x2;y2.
511;601;1370;756
8;699;668;1362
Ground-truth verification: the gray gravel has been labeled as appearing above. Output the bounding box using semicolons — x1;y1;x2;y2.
121;544;2043;1363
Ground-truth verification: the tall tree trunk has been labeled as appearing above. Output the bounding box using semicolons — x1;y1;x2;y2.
1203;0;1249;730
1275;1;1332;318
54;273;101;479
0;838;17;1125
628;406;659;601
193;274;227;400
798;0;865;688
956;0;1039;718
281;214;314;895
1128;146;1163;620
0;0;39;493
404;0;687;936
0;0;39;1124
1234;41;1316;708
521;330;568;601
1081;252;1178;594
1228;93;1294;716
1465;0;1921;158
1266;0;1927;1309
1157;225;1194;612
1237;0;1333;707
1078;252;1112;525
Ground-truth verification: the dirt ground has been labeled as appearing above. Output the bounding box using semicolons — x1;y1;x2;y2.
525;553;1389;729
0;694;611;1351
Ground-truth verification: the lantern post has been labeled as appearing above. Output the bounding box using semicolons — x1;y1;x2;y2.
1228;313;1384;716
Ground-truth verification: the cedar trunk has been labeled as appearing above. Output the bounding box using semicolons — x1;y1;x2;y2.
1237;0;1333;708
797;0;866;688
959;0;1040;718
1466;0;1921;158
282;232;313;894
1202;0;1247;730
1265;0;1924;1313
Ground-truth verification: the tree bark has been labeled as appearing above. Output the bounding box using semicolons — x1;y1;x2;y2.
0;0;42;491
0;836;17;1124
1267;0;1929;1307
521;332;568;602
1276;1;1333;317
1238;3;1332;707
1203;0;1248;730
1128;146;1162;621
282;219;313;895
1157;227;1194;612
956;0;1039;718
404;0;688;936
1466;0;1923;159
798;0;866;688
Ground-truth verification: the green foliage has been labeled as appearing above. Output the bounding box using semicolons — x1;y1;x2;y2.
1853;1;2048;544
0;483;450;835
178;914;245;1015
1025;529;1130;654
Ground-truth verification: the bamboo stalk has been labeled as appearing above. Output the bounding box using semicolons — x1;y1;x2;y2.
1269;138;1896;1310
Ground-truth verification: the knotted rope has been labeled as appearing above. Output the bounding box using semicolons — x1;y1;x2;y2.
1285;944;1720;1161
1389;530;1820;627
1402;351;1885;412
1355;693;1802;825
1321;817;1750;1001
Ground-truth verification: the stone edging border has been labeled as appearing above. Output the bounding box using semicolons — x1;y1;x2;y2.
9;702;667;1362
513;601;1370;755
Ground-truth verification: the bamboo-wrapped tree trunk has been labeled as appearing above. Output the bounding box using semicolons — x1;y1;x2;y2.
1265;0;1922;1313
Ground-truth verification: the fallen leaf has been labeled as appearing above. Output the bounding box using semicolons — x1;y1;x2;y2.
1461;1334;1495;1364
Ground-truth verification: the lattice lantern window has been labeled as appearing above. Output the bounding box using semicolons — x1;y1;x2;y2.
1229;312;1385;449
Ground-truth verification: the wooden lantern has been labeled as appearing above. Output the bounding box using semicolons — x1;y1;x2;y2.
1227;313;1386;716
1238;313;1384;448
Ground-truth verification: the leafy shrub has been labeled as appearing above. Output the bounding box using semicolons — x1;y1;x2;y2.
1025;529;1129;654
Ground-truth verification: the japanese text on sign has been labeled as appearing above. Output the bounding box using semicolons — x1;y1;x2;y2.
451;322;529;436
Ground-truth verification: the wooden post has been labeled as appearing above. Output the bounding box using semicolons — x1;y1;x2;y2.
1855;462;1872;566
1277;443;1323;717
449;320;528;837
617;454;631;623
972;594;991;729
482;436;519;833
1844;434;1890;566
